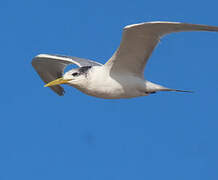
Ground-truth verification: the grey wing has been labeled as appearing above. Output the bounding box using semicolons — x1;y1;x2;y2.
32;54;102;96
105;21;218;78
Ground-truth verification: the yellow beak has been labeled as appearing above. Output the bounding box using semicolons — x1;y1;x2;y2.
44;78;71;87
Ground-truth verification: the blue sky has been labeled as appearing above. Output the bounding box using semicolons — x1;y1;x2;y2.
0;0;218;179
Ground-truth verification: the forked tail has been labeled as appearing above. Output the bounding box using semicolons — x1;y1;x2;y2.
145;81;194;94
160;88;194;93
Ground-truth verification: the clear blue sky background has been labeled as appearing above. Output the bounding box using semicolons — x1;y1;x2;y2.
0;0;218;179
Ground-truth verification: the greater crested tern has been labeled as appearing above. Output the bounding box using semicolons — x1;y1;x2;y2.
32;21;218;99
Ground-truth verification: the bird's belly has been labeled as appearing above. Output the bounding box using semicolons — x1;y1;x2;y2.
86;87;127;99
74;76;146;99
81;87;138;99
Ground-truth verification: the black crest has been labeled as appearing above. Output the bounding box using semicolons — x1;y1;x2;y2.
78;66;92;74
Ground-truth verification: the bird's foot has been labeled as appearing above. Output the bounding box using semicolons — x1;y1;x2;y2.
145;91;156;95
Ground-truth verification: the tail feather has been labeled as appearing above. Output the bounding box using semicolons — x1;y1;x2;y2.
160;88;194;93
145;81;194;94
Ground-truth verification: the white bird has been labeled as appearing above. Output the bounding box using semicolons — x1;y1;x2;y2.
32;21;218;99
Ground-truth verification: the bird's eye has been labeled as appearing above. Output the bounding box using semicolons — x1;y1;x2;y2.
72;72;79;76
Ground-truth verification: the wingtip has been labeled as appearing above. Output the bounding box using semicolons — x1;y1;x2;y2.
32;54;47;63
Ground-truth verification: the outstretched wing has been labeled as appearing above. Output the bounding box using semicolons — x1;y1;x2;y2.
105;21;218;78
32;54;102;96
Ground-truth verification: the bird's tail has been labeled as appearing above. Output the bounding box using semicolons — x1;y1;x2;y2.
145;81;194;93
159;88;194;93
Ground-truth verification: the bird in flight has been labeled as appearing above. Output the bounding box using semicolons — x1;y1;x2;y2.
32;21;218;99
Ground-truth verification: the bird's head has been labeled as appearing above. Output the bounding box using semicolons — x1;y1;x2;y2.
44;66;92;87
